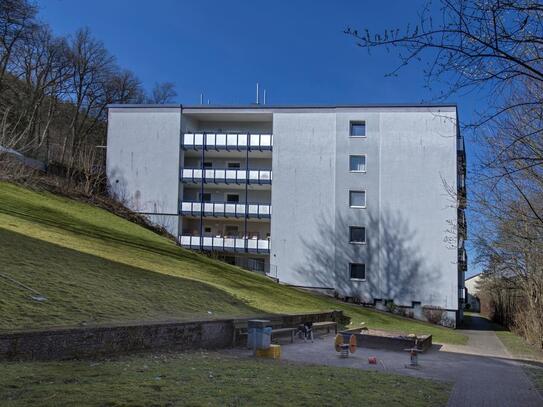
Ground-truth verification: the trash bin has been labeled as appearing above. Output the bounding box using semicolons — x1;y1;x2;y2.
247;327;256;349
258;327;272;350
247;319;270;350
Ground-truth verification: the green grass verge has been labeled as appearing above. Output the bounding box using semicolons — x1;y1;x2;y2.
0;182;466;344
495;331;543;360
0;352;451;407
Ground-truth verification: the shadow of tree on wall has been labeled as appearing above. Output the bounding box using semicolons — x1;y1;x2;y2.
294;208;441;307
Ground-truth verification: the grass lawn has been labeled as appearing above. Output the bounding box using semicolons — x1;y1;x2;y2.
0;182;466;344
0;351;451;407
495;331;543;361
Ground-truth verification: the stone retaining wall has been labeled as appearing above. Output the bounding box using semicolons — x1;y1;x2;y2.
0;310;344;361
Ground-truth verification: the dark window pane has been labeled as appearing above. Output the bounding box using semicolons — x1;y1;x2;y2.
226;194;239;203
350;263;366;280
228;162;241;169
350;227;366;243
203;162;213;168
350;122;366;137
199;193;211;202
349;155;366;172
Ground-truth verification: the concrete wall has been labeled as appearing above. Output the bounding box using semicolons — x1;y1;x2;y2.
107;107;181;236
271;108;459;317
0;311;343;361
271;112;337;287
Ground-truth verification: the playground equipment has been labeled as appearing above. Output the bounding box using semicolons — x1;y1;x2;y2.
404;335;423;367
334;334;357;358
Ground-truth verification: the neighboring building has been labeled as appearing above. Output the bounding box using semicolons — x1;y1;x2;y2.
465;273;482;312
106;104;467;326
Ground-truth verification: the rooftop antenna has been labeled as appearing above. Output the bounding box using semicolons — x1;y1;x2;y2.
200;93;203;105
256;82;260;105
263;89;267;105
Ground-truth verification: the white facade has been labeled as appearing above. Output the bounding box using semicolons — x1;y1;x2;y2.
107;104;467;325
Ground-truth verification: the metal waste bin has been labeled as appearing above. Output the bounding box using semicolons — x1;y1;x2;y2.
258;327;272;349
247;319;270;350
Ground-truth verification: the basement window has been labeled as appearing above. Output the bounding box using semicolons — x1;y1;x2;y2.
349;263;366;280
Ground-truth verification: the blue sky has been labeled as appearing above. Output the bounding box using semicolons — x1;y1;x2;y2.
36;0;480;276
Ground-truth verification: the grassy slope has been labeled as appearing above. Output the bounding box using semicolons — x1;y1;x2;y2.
0;182;466;344
0;352;451;407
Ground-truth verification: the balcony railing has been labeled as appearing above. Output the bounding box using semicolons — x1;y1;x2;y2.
181;168;272;184
182;133;273;151
179;235;270;253
180;201;271;218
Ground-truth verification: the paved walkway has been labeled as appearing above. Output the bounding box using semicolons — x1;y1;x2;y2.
445;315;541;406
226;316;543;407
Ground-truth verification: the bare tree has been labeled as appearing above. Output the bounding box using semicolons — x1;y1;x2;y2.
0;0;37;93
345;0;543;345
147;81;177;104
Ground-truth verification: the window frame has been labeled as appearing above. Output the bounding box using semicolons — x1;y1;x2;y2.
227;161;242;169
349;190;367;209
349;263;366;281
349;154;367;173
349;121;367;138
349;226;366;245
225;193;240;203
199;192;212;202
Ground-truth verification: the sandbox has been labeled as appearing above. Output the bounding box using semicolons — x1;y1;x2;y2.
340;328;432;352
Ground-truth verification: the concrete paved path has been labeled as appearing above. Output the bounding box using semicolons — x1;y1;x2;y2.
226;315;543;407
444;315;542;407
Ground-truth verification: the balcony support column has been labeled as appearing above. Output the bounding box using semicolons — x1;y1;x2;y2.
199;133;205;251
244;137;249;253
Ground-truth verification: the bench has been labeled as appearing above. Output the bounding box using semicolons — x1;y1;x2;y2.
232;320;298;346
312;321;337;335
271;327;297;343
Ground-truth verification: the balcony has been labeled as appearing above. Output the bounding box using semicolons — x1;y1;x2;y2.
182;133;273;151
458;248;468;271
179;235;270;253
181;168;272;185
180;201;271;218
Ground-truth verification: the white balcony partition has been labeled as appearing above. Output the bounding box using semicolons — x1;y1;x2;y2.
179;235;270;253
182;133;273;150
180;201;271;218
181;168;272;184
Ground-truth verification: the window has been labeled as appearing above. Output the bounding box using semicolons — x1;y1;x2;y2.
204;227;211;233
350;121;366;137
349;155;366;172
248;258;265;272
349;190;366;208
226;194;240;203
350;263;366;280
227;162;241;169
199;192;211;202
349;227;366;244
224;225;239;237
203;161;213;168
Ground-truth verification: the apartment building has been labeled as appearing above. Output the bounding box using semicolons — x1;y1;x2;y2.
106;104;467;326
